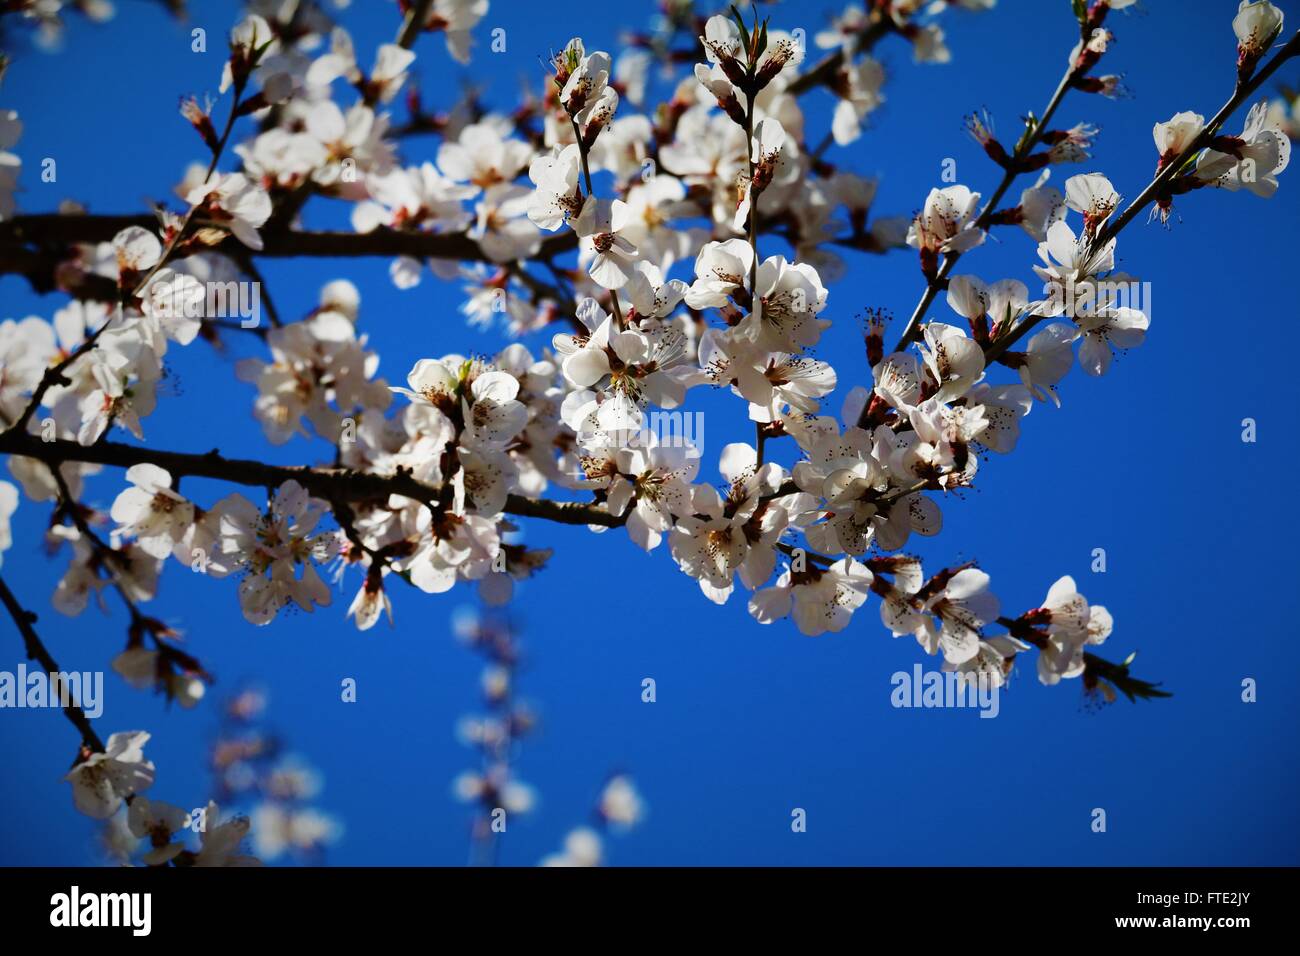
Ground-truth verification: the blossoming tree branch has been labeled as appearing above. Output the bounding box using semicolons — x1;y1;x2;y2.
0;0;1294;858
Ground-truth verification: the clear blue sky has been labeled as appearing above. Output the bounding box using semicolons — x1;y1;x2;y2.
1;0;1297;865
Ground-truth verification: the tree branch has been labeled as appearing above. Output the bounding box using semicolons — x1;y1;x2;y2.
0;430;625;528
0;214;578;264
1098;29;1300;244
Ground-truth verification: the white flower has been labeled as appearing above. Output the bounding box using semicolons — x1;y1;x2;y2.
945;634;1028;690
574;197;639;290
700;15;745;70
695;62;743;118
603;443;698;552
0;316;56;421
1152;111;1205;164
541;827;603;867
1075;306;1148;376
451;444;515;517
741;256;829;353
1013;322;1077;403
906;185;985;256
699;15;803;87
816;4;871;55
832;58;886;146
127;797;189;865
919;322;985;403
623;261;687;321
220;15;279;94
251;803;341;860
734;118;798;231
560;48;612;120
194;801;261;866
112;646;205;708
219;483;336;625
791;426;888;555
1017;173;1066;242
526;144;583;231
453;765;536;813
1033;576;1114;685
749;557;874;636
235;128;329;192
700;328;836;417
881;566;1000;665
583;324;694;432
1196;101;1291;197
110;464;195;560
308;33;415;104
0;480;18;567
947;274;1031;339
65;731;155;819
438;121;533;191
185;172;273;250
351;163;477;285
1033;219;1117;317
112;225;163;279
553;298;616;390
425;0;490;64
1063;172;1120;234
76;349;159;446
236;309;390;445
684;239;754;310
871;352;923;411
890;399;986;490
965;383;1033;454
598;775;645;827
1233;1;1284;67
669;444;787;604
138;270;205;350
302;102;395;195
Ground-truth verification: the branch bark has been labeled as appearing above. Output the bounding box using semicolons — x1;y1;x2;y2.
0;214;578;262
0;430;624;528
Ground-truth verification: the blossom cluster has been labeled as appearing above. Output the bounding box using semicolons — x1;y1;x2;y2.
0;0;1293;841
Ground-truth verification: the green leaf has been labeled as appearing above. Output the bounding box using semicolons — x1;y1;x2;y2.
731;5;751;62
1013;112;1038;155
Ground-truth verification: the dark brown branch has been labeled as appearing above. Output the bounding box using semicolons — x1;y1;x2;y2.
1098;29;1300;244
0;214;578;266
785;18;893;96
396;0;436;50
0;430;624;528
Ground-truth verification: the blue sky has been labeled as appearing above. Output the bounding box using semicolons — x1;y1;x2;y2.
1;0;1297;866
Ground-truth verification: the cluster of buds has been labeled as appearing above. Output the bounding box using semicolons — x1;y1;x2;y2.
452;610;538;863
206;686;340;863
1068;0;1130;97
702;5;803;102
112;613;209;708
552;38;619;148
222;14;276;96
